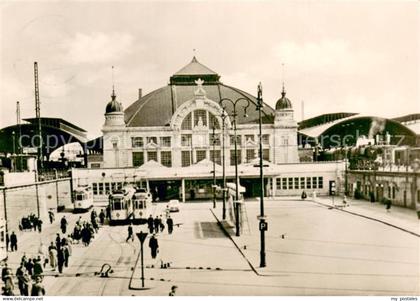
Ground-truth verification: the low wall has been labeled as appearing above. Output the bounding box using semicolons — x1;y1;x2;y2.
0;178;72;232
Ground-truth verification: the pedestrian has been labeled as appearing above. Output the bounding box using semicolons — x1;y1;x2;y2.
148;234;159;259
63;244;70;268
37;219;43;232
31;276;45;296
57;247;65;274
167;216;173;234
49;246;57;271
5;232;9;252
126;224;134;242
301;191;307;200
106;205;111;220
154;216;160;233
60;216;68;234
169;285;178;296
16;263;30;296
99;209;105;225
386;198;392;213
2;265;14;296
55;233;61;250
25;259;34;276
10;231;17;251
159;215;165;232
33;257;43;278
1;263;10;283
48;210;55;224
147;215;154;234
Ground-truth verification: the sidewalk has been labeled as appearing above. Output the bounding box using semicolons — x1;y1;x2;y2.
310;196;420;237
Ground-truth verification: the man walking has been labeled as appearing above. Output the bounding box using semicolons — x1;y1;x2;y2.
60;216;68;234
16;263;30;296
5;232;9;252
154;216;160;233
99;209;105;225
147;215;154;234
126;224;134;242
57;247;65;274
148;234;159;259
48;210;55;224
10;231;18;251
166;216;174;234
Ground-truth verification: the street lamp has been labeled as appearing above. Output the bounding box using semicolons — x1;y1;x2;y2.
220;110;229;220
220;97;250;237
212;120;216;209
256;82;266;268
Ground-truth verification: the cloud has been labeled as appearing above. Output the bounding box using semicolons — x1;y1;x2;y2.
271;39;385;75
62;32;134;64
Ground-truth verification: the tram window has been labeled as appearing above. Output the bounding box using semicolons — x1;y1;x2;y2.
113;201;122;210
76;194;84;201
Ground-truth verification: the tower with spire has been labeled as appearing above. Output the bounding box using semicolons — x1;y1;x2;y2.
273;83;299;163
103;81;127;167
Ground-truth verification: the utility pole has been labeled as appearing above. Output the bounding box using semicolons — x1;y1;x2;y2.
34;62;43;170
16;101;22;171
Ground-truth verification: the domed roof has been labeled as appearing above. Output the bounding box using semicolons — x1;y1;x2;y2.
105;89;123;113
275;85;292;110
124;57;276;127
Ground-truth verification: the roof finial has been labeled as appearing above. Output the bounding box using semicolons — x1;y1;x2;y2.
192;49;198;62
111;66;116;100
281;63;286;98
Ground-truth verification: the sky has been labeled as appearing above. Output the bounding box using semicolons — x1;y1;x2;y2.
0;0;418;139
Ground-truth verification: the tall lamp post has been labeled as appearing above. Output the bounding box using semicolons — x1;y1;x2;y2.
212;121;216;209
256;83;266;268
220;97;250;237
220;110;228;220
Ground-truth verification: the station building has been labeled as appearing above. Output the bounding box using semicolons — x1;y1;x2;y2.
73;57;345;202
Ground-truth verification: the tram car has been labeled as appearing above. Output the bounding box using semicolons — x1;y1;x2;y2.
73;185;94;212
108;185;136;225
132;187;153;224
0;219;7;262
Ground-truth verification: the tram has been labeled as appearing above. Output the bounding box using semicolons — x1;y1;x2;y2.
0;219;7;262
132;187;153;224
108;185;136;225
73;185;94;212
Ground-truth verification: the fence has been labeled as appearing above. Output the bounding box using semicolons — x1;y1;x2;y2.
0;178;72;232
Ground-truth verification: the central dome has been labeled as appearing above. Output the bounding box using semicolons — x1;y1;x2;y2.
124;57;276;127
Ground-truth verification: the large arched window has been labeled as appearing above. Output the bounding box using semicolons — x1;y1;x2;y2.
181;110;220;130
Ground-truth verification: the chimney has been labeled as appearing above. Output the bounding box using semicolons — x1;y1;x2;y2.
138;88;142;100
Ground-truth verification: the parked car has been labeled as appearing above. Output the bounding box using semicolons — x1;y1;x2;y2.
168;199;180;212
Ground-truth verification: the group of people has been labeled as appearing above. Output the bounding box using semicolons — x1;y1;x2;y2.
2;256;46;296
147;214;174;235
69;212;101;246
19;214;43;233
49;235;72;274
5;232;18;252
